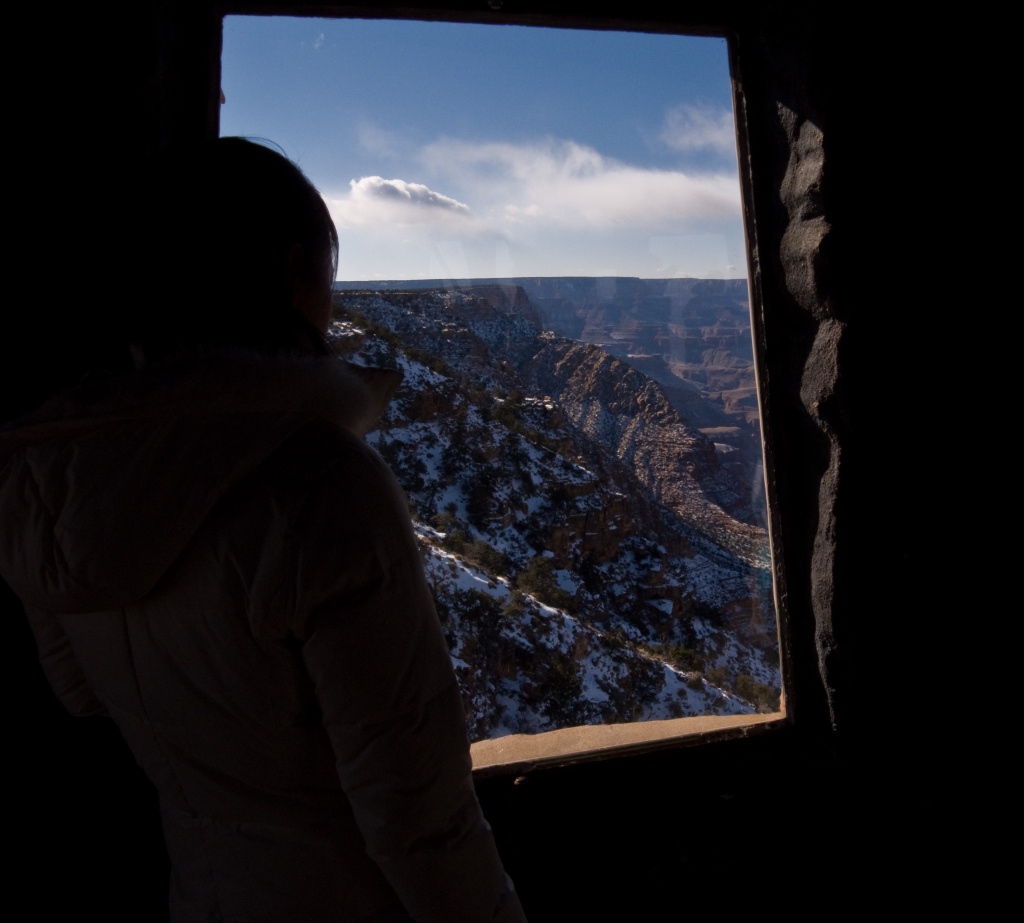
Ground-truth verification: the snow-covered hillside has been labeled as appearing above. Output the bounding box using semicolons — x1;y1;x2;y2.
329;288;780;742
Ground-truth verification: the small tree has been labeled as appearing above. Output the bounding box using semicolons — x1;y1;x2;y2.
515;556;574;611
501;590;528;621
537;651;584;727
465;539;509;575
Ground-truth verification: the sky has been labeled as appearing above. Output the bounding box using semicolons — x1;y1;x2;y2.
220;16;747;282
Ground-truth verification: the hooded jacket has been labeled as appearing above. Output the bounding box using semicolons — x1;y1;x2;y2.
0;349;525;923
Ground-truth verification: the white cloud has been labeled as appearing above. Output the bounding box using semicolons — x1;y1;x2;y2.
419;138;741;232
659;104;737;157
325;133;745;279
328;176;472;228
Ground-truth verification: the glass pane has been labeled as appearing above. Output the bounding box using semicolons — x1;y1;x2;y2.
221;17;780;744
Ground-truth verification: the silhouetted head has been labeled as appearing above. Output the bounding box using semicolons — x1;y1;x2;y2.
141;137;339;361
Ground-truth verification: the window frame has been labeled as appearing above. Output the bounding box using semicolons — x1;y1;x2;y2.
201;0;829;775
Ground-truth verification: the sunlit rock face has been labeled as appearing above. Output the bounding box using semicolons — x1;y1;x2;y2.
328;284;780;742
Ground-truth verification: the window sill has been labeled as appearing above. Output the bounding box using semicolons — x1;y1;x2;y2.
471;711;786;777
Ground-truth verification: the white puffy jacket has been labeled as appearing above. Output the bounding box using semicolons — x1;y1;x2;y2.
0;349;526;923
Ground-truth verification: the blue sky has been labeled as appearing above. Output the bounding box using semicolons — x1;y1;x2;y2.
220;16;746;281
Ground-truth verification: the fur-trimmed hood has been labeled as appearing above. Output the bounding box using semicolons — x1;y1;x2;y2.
0;349;402;613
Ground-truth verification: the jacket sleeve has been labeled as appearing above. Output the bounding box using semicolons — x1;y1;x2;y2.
291;432;527;923
24;605;108;718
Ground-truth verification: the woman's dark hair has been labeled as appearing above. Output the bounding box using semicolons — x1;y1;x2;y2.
141;137;339;360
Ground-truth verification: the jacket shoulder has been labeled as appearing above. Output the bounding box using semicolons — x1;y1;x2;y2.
226;418;421;641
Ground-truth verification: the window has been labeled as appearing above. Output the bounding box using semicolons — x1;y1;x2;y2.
220;15;784;769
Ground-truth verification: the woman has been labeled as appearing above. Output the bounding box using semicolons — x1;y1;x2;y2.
0;138;526;922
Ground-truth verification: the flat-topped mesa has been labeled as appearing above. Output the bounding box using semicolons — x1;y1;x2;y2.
458;284;536;313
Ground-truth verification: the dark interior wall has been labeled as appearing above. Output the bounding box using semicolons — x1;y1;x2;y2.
8;3;950;918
